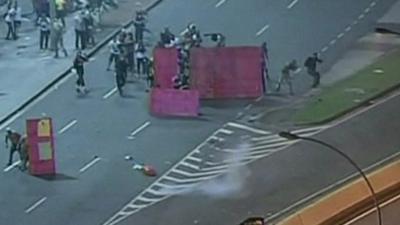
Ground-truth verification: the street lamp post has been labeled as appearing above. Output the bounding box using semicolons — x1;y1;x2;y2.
278;131;382;225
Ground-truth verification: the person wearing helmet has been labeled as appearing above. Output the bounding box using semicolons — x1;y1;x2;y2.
5;128;21;166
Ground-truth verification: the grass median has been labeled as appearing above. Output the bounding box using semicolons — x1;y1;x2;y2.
293;49;400;125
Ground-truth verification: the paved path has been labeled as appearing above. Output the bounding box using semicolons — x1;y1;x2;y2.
0;0;156;123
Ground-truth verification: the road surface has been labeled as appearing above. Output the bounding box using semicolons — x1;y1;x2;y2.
0;0;398;225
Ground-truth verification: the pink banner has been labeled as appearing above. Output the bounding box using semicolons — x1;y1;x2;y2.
150;88;200;117
26;118;56;175
190;47;264;99
154;48;178;89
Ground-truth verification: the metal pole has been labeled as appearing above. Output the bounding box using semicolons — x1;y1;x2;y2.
297;136;382;225
49;0;56;50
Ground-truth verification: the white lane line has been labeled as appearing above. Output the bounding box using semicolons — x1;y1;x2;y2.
129;121;151;138
103;87;117;99
58;120;77;134
187;155;202;162
353;20;359;25
180;161;199;170
171;168;226;177
370;1;376;7
136;196;158;203
358;13;365;20
226;122;270;135
321;46;329;53
287;0;299;9
329;39;337;45
255;96;263;102
155;182;196;190
337;32;344;39
210;136;225;142
3;160;21;172
79;157;101;173
217;128;233;135
162;174;219;184
215;0;226;8
256;24;270;37
345;26;352;32
364;7;371;13
25;197;47;214
245;104;252;110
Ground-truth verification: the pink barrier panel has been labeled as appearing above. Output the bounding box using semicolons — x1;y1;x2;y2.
154;48;178;89
190;47;264;99
150;88;200;117
26;117;56;175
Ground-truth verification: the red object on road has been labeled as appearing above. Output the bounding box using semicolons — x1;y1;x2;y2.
26;117;56;175
190;47;264;99
143;165;157;177
150;88;200;117
154;48;178;89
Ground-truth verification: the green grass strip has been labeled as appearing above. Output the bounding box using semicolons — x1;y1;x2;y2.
294;49;400;124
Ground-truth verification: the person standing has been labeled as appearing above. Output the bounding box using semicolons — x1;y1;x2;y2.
115;54;128;96
17;134;29;171
145;57;154;92
37;13;51;49
124;32;135;73
304;52;323;88
276;60;298;95
73;51;89;93
53;18;68;58
5;127;21;166
4;7;17;40
135;41;146;76
74;11;86;50
106;37;120;71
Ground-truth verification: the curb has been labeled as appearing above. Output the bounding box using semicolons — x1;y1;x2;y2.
294;81;400;126
0;0;163;127
276;158;400;225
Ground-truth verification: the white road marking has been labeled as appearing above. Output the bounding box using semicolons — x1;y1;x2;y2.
187;155;202;162
256;24;270;37
3;160;21;172
25;197;47;213
136;196;158;203
245;104;252;110
215;0;226;8
162;174;220;184
287;0;299;9
370;1;376;7
103;87;117;99
217;128;233;135
321;46;329;53
255;96;263;102
329;39;337;45
358;13;365;20
337;32;344;39
226;122;270;135
171;168;226;177
353;20;359;25
79;157;101;173
209;136;225;142
364;7;371;13
129;121;151;137
345;26;352;32
58;120;77;134
180;161;200;170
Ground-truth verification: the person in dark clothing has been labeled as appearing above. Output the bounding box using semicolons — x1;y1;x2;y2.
133;10;146;42
304;52;323;88
5;127;21;166
261;42;270;82
124;32;135;73
74;11;86;49
115;54;128;96
145;57;154;92
73;51;89;93
160;27;174;47
204;33;225;47
17;134;28;171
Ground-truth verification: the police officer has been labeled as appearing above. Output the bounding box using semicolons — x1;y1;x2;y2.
304;52;323;88
5;127;21;166
276;60;298;95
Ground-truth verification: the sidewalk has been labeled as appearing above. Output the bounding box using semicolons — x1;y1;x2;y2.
240;9;400;130
0;0;160;124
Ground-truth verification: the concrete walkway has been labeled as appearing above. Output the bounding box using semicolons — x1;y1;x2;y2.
0;0;159;124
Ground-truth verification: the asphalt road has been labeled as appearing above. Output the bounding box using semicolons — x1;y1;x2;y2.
0;0;399;225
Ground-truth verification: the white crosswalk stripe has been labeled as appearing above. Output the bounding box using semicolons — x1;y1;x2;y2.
102;124;329;225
